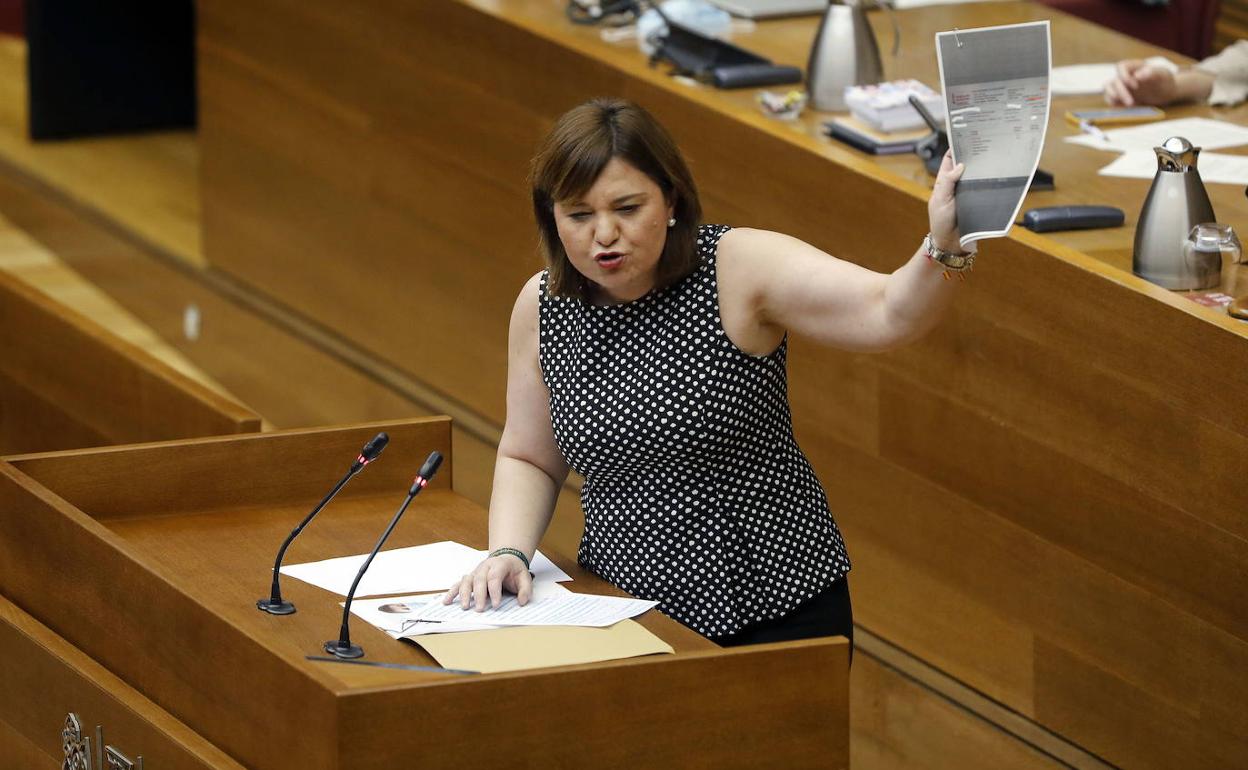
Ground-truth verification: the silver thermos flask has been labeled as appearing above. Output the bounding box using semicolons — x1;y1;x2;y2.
1133;136;1218;290
807;0;885;112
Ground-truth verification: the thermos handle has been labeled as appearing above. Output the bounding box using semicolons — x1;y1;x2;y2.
875;0;901;57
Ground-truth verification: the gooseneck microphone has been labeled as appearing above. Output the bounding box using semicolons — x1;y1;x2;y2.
257;432;390;615
325;451;443;659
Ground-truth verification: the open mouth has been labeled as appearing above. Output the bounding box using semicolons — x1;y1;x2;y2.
595;252;625;269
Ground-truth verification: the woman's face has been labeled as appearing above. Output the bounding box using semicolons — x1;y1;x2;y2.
553;157;675;304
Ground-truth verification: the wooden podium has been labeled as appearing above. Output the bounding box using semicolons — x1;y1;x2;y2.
0;418;849;769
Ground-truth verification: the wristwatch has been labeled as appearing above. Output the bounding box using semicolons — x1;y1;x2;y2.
923;233;976;273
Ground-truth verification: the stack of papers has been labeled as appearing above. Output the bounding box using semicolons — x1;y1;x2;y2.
280;540;571;597
347;583;657;638
1097;151;1248;185
1066;117;1248;153
284;540;672;673
845;79;945;133
1065;117;1248;185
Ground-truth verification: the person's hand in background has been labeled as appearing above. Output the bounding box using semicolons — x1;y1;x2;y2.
1104;59;1214;106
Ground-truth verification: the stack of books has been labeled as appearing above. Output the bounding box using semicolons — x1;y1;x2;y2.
844;79;945;133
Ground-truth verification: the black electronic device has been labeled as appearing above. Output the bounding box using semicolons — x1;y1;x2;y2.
1029;169;1056;192
649;14;801;88
712;62;804;88
908;94;948;177
1020;205;1125;233
324;451;444;659
257;432;389;615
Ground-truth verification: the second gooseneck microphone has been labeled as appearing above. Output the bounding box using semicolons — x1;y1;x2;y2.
257;432;389;615
325;451;443;659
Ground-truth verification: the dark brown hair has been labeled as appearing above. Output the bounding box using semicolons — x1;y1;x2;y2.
530;98;703;300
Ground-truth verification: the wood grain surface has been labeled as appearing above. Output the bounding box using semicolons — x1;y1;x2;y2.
0;594;245;769
0;268;260;454
0;421;847;769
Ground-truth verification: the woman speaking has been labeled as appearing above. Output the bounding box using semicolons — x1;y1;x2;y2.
445;97;968;650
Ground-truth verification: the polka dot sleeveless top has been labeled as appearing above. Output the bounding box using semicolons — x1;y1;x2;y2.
538;224;851;637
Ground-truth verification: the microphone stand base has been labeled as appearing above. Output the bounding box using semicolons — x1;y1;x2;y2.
324;640;364;659
257;598;296;615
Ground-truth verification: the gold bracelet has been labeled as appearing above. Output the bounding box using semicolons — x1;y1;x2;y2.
923;233;976;281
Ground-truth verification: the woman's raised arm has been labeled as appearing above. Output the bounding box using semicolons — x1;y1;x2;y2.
716;151;966;354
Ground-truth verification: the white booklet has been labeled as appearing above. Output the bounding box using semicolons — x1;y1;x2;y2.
936;21;1052;248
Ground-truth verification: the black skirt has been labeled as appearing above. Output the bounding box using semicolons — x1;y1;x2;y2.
709;577;853;656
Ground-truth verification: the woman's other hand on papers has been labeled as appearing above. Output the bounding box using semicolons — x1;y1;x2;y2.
443;554;534;611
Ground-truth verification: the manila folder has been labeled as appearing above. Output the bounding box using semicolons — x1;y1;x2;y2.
413;619;674;674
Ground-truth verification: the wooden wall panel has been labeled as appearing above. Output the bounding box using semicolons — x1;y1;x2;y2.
0;371;109;453
851;656;1061;770
0;269;260;454
807;426;1248;767
1034;640;1248;770
0;718;58;770
876;359;1248;638
0;595;244;769
847;534;1037;709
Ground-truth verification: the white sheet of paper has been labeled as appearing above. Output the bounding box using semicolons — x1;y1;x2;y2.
891;0;999;10
405;591;658;628
1066;117;1248;153
281;540;573;598
1098;150;1248;185
937;20;1052;247
347;582;573;637
1050;57;1175;96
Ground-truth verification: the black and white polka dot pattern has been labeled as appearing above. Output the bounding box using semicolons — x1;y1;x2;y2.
538;224;851;637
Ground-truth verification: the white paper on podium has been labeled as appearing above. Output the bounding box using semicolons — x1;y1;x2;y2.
347;582;574;637
281;540;573;598
403;590;658;628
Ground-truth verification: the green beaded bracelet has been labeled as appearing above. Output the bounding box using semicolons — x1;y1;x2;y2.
489;547;531;571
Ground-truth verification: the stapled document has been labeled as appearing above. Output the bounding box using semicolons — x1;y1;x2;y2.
936;21;1052;247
